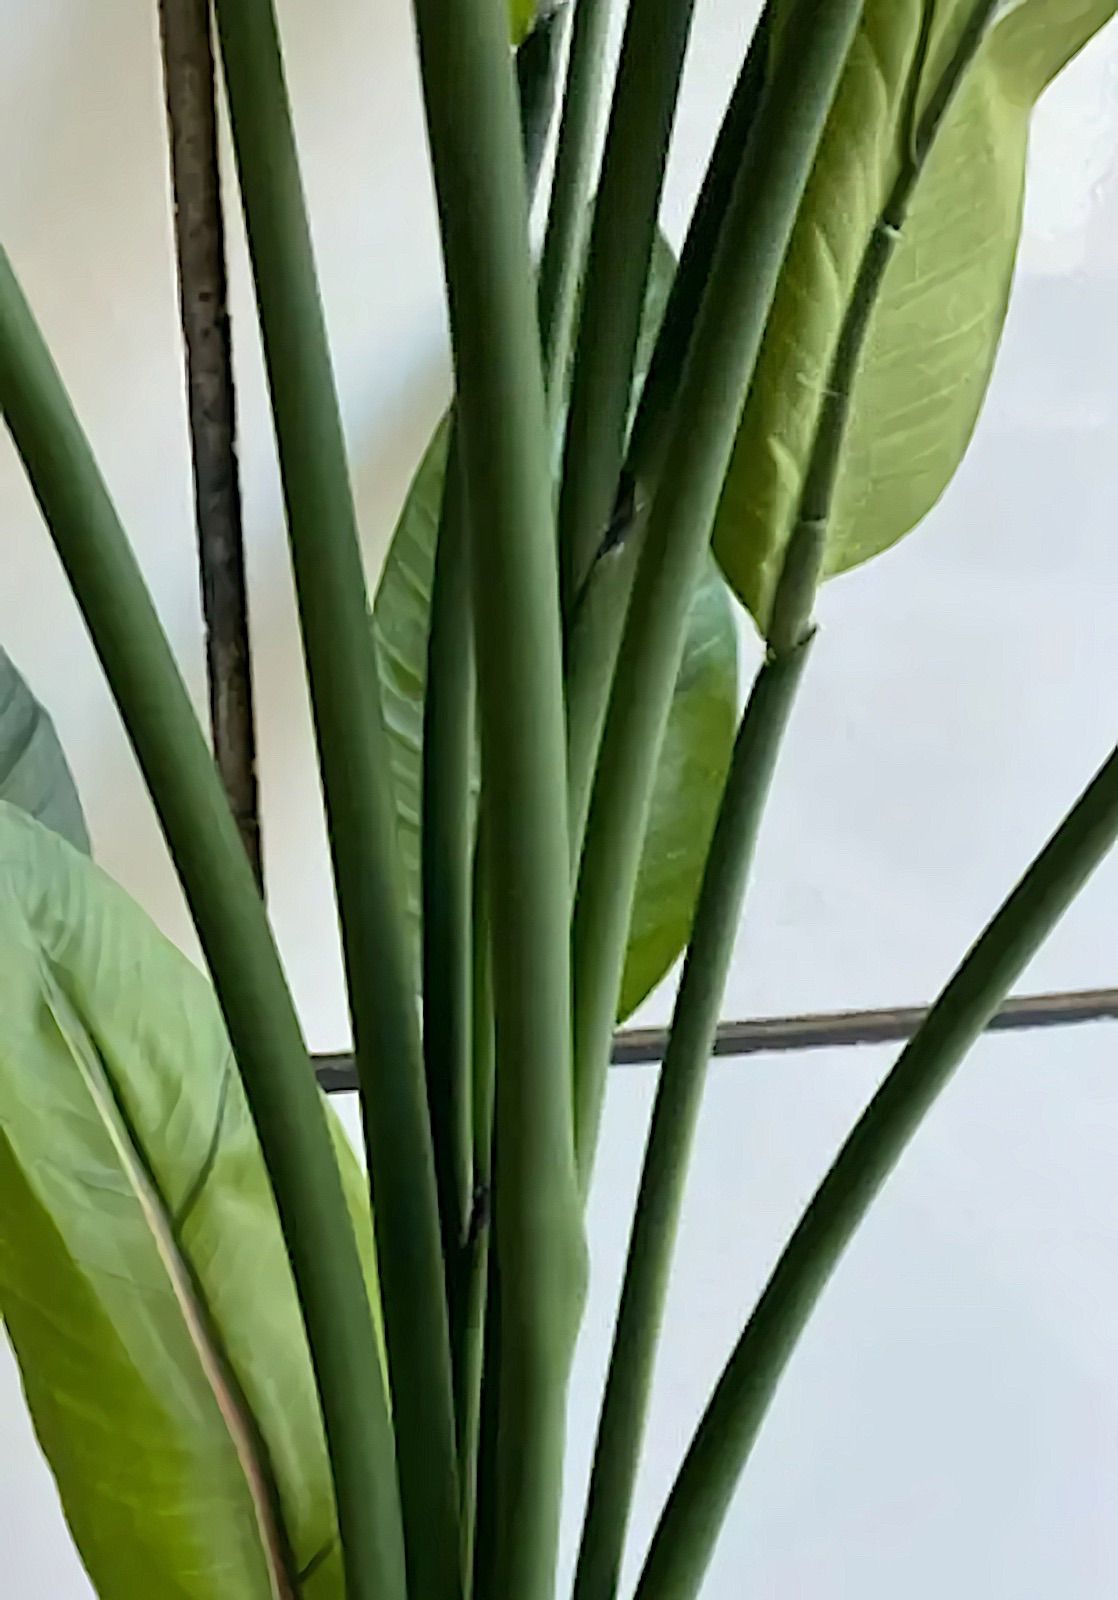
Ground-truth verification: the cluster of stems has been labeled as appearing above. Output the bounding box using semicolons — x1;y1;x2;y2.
2;4;1117;1600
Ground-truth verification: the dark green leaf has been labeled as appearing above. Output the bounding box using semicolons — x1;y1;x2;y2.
0;647;88;852
713;0;1117;629
0;802;377;1600
372;233;737;1019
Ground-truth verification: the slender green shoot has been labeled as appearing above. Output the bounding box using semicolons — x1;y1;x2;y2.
0;247;406;1600
211;4;460;1593
537;0;612;398
556;0;700;617
571;0;864;1187
564;0;772;862
459;824;495;1577
634;741;1118;1600
422;15;569;1420
624;0;772;489
408;1;587;1598
422;425;475;1390
574;11;1004;1573
572;635;812;1600
517;3;570;201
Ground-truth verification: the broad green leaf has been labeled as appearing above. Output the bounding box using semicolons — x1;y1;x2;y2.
713;0;1117;630
373;233;737;1020
0;802;377;1600
0;646;88;852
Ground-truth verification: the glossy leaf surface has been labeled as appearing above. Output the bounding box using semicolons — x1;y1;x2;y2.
0;803;376;1599
713;0;1117;630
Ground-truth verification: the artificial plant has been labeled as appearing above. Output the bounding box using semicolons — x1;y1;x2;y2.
0;1;1116;1598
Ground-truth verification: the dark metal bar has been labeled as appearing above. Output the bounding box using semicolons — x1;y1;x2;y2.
158;0;262;888
313;985;1118;1090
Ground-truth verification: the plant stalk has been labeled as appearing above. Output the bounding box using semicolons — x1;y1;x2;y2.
572;15;1001;1558
556;0;699;617
571;0;863;1187
537;0;613;396
0;247;405;1600
518;2;572;213
211;4;460;1594
634;740;1118;1600
563;2;771;860
624;1;772;492
408;1;587;1597
422;424;475;1387
459;824;495;1580
573;634;812;1600
422;12;570;1424
156;0;261;888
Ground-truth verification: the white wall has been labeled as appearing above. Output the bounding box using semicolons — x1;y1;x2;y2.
2;0;1117;1593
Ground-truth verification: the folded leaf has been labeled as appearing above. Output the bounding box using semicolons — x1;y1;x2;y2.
0;802;377;1599
0;646;88;852
372;234;738;1021
713;0;1117;630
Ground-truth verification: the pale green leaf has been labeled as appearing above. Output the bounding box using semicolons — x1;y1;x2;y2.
372;234;737;1020
509;0;539;44
0;802;375;1600
0;646;88;852
713;0;1117;629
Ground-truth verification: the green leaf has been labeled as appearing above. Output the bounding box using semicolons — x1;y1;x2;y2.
0;802;377;1600
0;647;88;852
373;233;737;1020
614;557;738;1019
509;0;539;43
713;0;1117;630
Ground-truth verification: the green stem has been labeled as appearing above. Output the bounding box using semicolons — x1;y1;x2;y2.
571;0;863;1187
624;1;772;489
574;22;1003;1556
423;13;570;1422
422;424;475;1376
517;3;570;203
536;0;612;398
563;3;771;862
556;0;699;618
634;741;1118;1600
0;247;405;1600
459;825;495;1582
211;4;460;1593
573;636;812;1600
470;1247;503;1600
409;1;587;1597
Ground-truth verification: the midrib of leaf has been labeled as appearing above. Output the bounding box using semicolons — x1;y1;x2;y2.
42;966;298;1600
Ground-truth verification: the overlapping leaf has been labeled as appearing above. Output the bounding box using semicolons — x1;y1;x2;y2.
713;0;1117;631
0;646;88;852
0;803;377;1599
